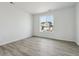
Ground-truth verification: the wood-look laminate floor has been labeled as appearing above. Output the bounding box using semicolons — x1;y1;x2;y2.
0;37;79;56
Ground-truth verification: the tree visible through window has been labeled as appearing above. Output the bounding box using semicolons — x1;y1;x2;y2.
40;16;54;32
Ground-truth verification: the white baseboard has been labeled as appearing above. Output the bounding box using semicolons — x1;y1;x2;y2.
0;36;32;46
33;35;75;42
1;35;78;46
75;42;79;46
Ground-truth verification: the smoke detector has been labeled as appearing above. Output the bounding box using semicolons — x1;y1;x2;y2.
9;2;15;5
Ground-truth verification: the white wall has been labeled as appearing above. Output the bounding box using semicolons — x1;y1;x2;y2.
0;3;32;45
33;6;75;42
76;3;79;45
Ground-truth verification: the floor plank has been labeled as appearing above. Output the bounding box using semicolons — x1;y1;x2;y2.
0;37;79;56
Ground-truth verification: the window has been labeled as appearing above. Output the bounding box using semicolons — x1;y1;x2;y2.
40;16;54;32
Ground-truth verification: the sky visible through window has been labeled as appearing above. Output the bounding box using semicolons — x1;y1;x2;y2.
40;16;54;24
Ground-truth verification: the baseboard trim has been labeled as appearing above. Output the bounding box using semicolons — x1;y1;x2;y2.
33;35;79;46
1;35;78;46
33;35;75;43
0;36;32;46
75;42;79;46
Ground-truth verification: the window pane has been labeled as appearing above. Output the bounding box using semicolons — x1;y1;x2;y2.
40;16;54;32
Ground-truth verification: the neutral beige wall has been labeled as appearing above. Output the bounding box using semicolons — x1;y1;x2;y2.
76;3;79;45
33;6;75;42
0;3;33;45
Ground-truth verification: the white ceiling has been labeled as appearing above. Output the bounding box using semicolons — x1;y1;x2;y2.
14;2;76;14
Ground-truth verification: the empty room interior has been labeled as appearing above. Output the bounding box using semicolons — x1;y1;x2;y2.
0;2;79;56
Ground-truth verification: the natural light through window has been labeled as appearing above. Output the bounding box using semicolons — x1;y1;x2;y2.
40;16;54;32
